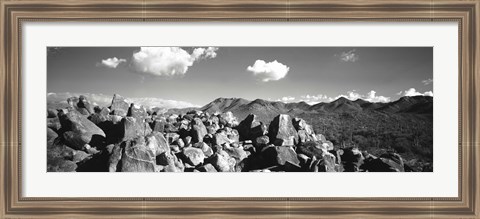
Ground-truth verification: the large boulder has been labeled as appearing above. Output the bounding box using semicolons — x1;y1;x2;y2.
47;117;62;131
47;138;77;172
268;114;298;146
121;117;151;141
156;152;184;172
120;137;156;172
210;151;236;172
236;114;267;141
262;145;300;167
180;147;205;166
110;94;130;117
59;110;106;150
190;118;207;143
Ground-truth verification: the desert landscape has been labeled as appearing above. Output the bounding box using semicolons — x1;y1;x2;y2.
47;93;432;172
47;47;433;172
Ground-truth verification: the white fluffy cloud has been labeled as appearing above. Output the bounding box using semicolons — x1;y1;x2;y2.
279;90;391;105
399;88;433;97
131;47;218;77
277;96;296;103
99;57;126;68
247;60;290;82
422;78;433;85
338;49;359;62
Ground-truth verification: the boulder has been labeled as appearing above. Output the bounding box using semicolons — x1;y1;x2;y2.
262;146;300;166
127;103;148;120
151;119;166;133
47;117;62;131
213;132;230;146
165;133;180;145
236;114;267;141
77;95;94;115
59;110;106;150
268;114;298;146
296;141;324;159
181;147;205;166
191;118;207;143
121;117;151;141
210;152;236;172
110;94;130;117
149;132;170;155
47;139;77;172
120;137;156;172
157;152;184;172
193;142;213;157
47;128;58;143
47;108;57;118
196;163;217;172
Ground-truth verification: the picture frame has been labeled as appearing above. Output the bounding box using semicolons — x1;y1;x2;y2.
1;0;479;218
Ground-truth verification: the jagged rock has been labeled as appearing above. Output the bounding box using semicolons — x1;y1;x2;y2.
193;142;213;157
210;151;236;172
59;110;106;150
262;146;300;166
128;103;148;119
184;136;192;146
47;108;57;118
72;150;90;163
149;132;170;156
224;146;248;162
164;123;178;133
219;111;239;127
340;147;365;172
196;163;217;172
110;94;130;117
176;138;185;148
268;114;298;146
47;117;62;131
121;116;151;141
151;119;166;133
47;128;58;143
47;138;77;172
181;147;205;166
120;137;156;172
157;152;184;172
309;149;336;172
296;141;324;159
165;133;180;145
213;131;230;146
191;118;207;143
236;114;267;141
77;95;94;115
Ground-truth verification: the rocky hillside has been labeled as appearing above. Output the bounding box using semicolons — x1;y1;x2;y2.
47;94;429;172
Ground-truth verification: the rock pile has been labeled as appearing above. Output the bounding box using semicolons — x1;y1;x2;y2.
47;94;412;172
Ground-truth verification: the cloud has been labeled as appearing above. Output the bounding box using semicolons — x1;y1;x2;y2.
286;90;391;105
337;49;359;62
422;78;433;85
99;57;126;68
277;96;296;103
131;47;218;77
247;60;290;82
47;92;199;109
398;88;433;97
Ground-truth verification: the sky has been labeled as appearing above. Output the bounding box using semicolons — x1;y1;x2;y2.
47;47;433;108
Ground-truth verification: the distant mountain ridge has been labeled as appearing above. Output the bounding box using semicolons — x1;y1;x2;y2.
195;96;433;122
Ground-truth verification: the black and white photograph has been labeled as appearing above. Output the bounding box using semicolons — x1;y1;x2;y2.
46;47;433;172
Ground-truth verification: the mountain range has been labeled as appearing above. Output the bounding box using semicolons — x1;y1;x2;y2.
189;95;433;122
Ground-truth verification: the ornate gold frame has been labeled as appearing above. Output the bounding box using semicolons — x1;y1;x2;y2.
1;0;479;218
